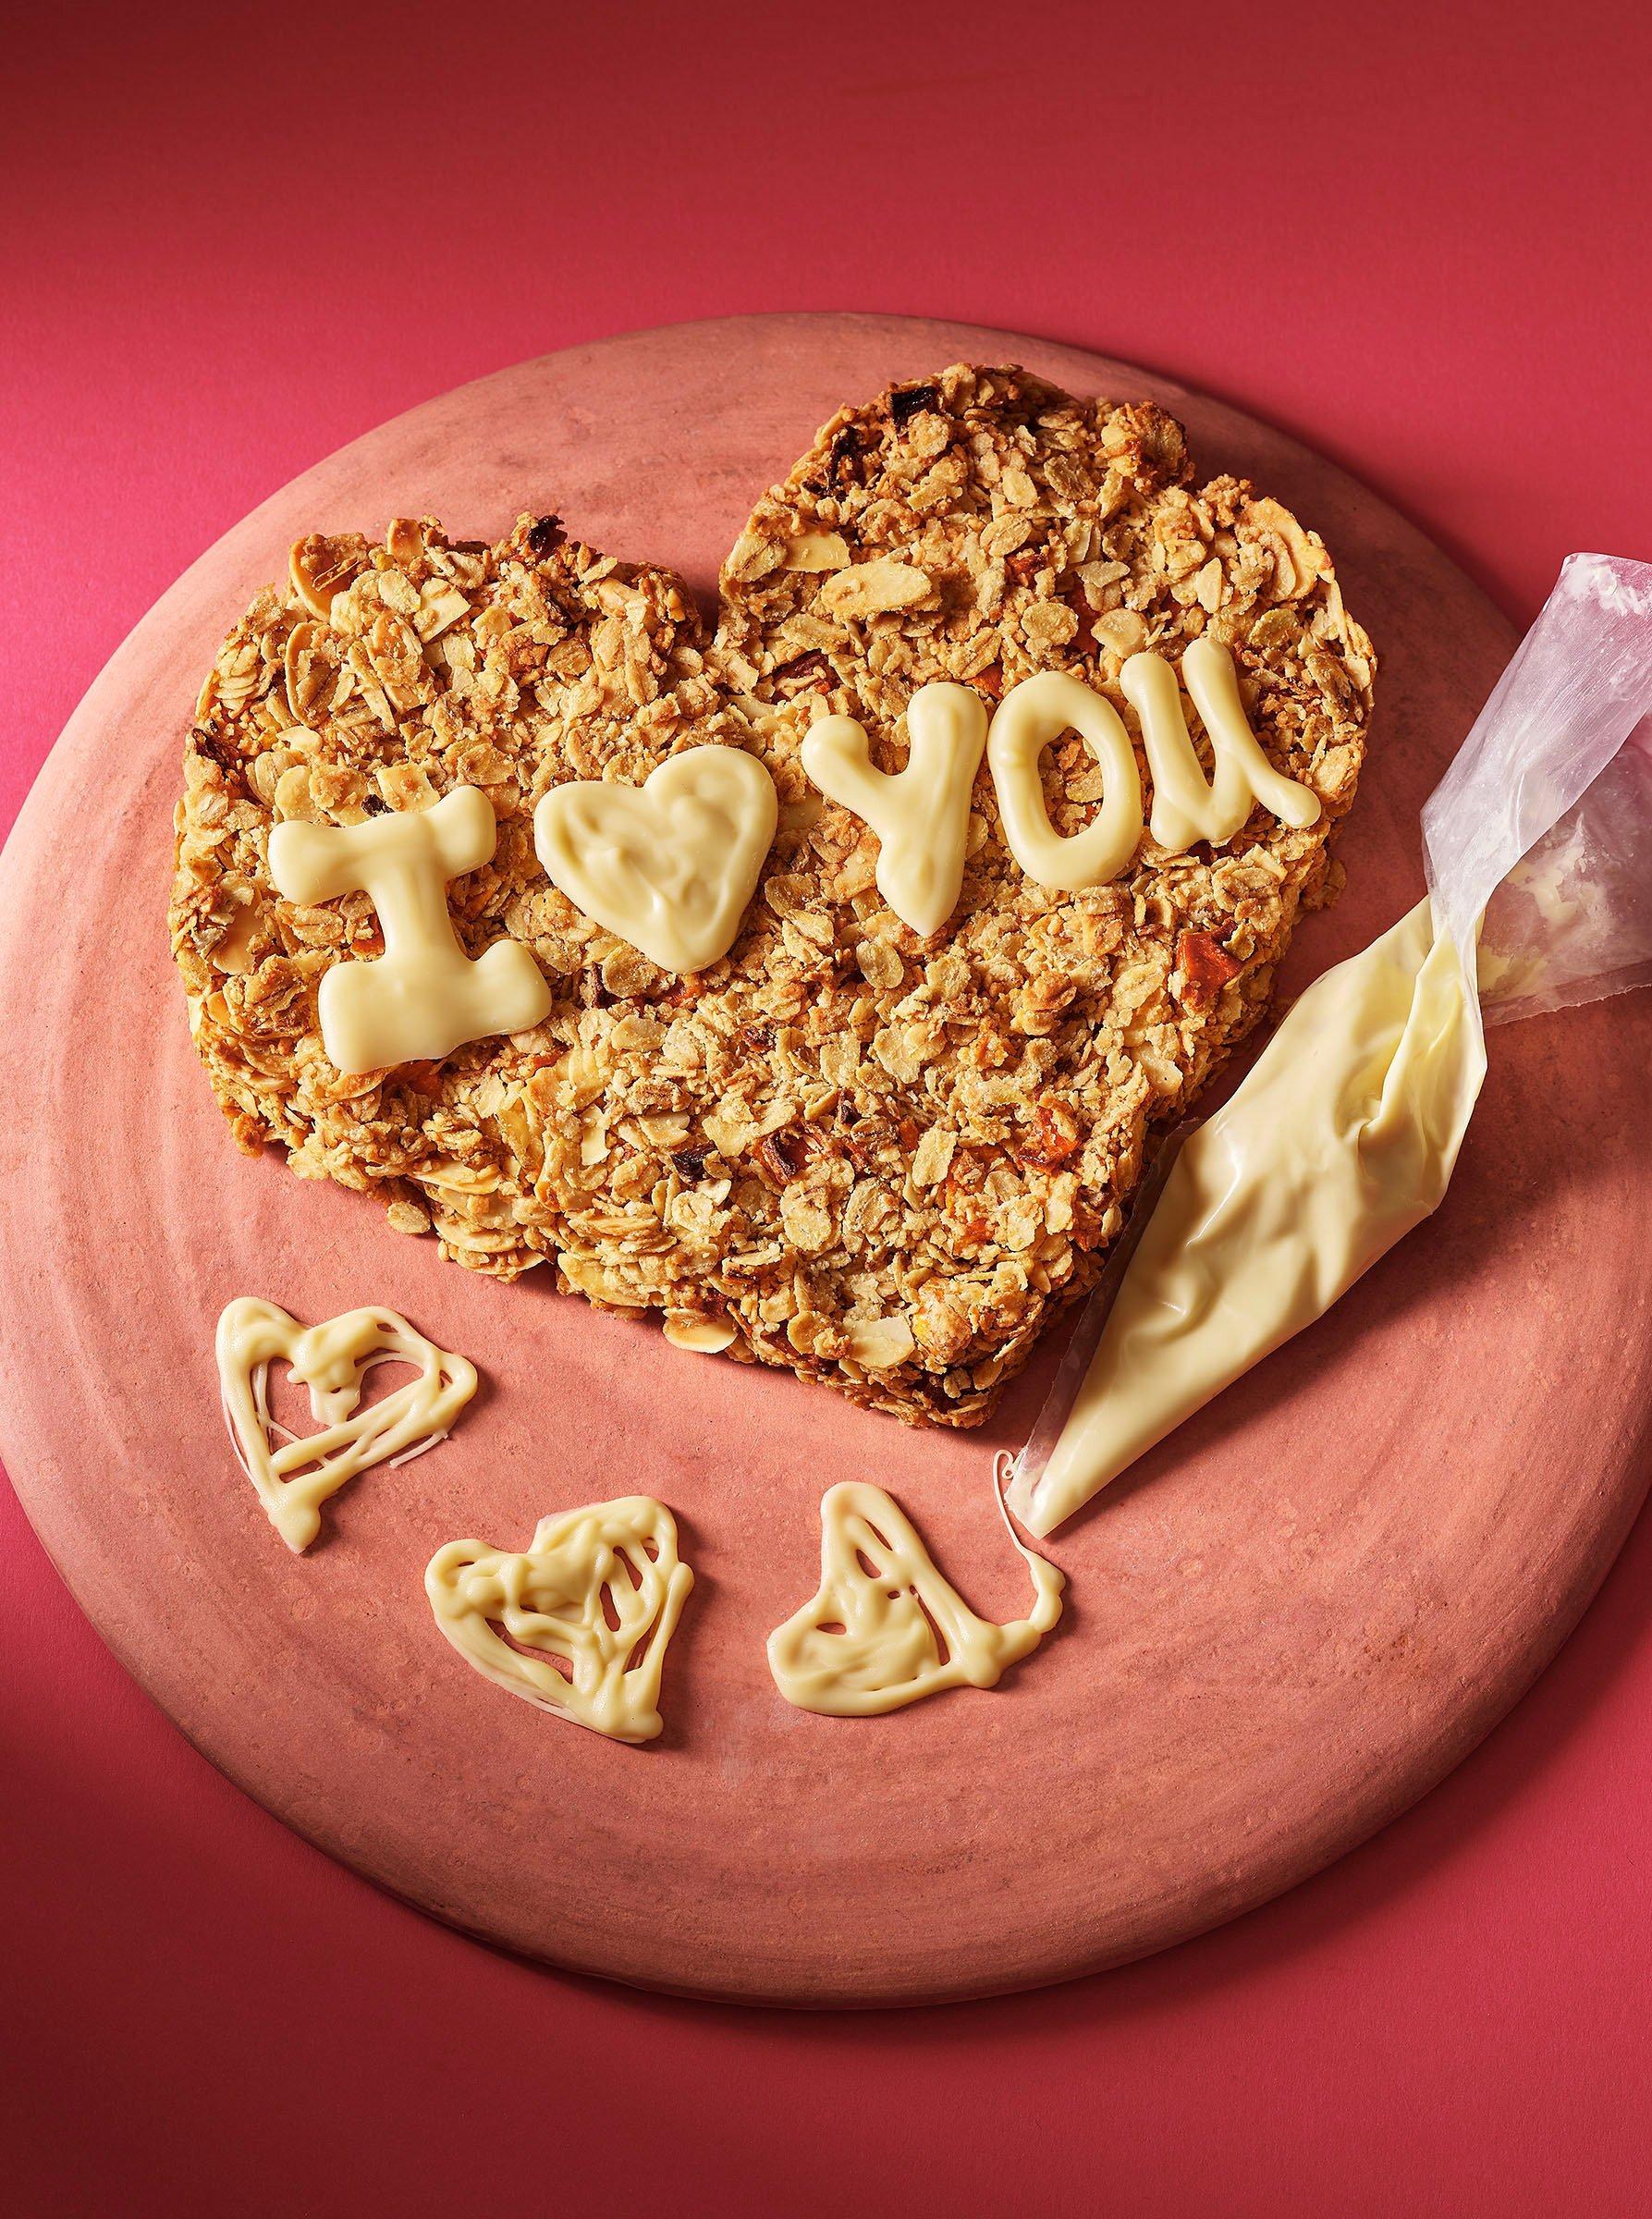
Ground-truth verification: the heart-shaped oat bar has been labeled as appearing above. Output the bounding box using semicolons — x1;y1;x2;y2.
172;366;1374;1427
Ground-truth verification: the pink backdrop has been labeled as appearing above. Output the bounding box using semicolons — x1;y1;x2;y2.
5;2;1649;2212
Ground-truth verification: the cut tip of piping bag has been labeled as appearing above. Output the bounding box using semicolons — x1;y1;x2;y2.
1009;1120;1198;1509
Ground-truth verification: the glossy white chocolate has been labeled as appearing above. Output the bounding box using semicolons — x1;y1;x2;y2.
268;786;551;1074
533;744;777;973
216;1296;478;1552
1011;901;1485;1535
768;1478;1062;1716
425;1498;693;1745
802;682;988;936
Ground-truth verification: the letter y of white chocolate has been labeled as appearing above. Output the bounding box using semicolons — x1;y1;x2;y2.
802;683;988;936
268;786;552;1074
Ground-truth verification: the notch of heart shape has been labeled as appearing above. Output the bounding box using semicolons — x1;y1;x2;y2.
283;642;1316;1075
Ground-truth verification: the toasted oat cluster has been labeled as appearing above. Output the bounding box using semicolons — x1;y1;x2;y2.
171;365;1375;1427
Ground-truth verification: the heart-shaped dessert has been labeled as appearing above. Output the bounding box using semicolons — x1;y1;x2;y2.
216;1297;477;1551
767;1480;1063;1716
424;1498;693;1744
533;744;777;972
173;365;1374;1427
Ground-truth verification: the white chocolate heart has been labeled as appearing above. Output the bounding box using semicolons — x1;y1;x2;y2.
766;1479;1063;1716
802;682;988;936
267;785;552;1075
425;1498;694;1745
533;744;778;973
216;1296;477;1552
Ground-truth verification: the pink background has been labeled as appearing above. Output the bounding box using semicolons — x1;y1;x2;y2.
4;2;1648;2211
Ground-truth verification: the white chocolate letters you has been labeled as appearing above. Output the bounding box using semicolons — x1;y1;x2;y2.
768;1478;1063;1716
534;744;777;974
802;683;988;936
426;1498;694;1745
216;1297;478;1552
1123;636;1320;850
267;785;552;1075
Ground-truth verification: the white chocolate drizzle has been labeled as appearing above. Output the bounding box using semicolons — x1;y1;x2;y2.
1122;637;1321;849
767;1473;1063;1716
425;1499;694;1745
802;683;988;936
216;1297;478;1552
986;669;1144;890
533;744;777;973
267;786;552;1075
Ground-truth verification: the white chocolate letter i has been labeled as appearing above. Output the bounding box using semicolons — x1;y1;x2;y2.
267;786;552;1074
802;683;988;936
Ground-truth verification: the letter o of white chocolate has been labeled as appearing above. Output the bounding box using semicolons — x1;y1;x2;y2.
985;671;1144;891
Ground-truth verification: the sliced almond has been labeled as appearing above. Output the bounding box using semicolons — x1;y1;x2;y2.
289;533;366;621
664;1315;738;1355
819;559;933;620
782;530;851;572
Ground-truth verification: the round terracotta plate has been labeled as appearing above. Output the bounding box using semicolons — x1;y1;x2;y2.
2;315;1646;2006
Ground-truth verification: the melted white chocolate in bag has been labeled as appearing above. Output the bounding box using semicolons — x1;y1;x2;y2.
768;1479;1063;1716
802;683;988;935
425;1499;693;1745
217;1297;478;1552
533;744;777;972
1010;901;1486;1537
267;786;552;1074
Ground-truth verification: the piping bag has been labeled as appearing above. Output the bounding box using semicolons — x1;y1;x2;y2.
1010;555;1652;1539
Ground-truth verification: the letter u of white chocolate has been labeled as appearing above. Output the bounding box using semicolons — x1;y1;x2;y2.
802;683;988;936
267;785;552;1074
1124;636;1321;850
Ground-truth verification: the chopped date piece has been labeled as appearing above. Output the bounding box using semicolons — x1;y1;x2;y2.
1176;929;1244;1010
526;514;566;558
889;382;939;429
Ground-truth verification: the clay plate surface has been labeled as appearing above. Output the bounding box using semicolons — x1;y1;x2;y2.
1;314;1646;2005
